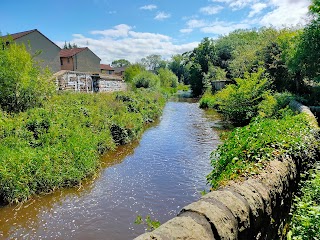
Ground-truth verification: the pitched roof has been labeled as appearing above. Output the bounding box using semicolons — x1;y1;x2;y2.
100;64;114;71
2;29;61;49
4;29;37;40
60;48;87;57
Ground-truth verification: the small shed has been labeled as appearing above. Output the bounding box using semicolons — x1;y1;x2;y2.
211;80;233;91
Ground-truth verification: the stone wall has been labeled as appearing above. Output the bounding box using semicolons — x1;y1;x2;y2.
134;101;318;240
53;71;127;93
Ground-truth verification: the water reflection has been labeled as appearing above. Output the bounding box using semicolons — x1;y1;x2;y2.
0;100;222;240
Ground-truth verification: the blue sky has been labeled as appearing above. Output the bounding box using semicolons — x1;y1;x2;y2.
0;0;311;64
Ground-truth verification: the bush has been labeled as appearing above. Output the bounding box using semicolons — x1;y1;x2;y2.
209;69;270;126
132;71;160;89
0;40;54;113
258;91;296;118
199;92;217;108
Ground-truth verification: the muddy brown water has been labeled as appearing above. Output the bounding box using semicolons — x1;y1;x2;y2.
0;100;223;240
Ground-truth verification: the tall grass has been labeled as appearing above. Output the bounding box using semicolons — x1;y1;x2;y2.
0;89;165;204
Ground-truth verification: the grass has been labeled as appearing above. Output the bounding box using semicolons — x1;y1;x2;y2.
0;89;165;204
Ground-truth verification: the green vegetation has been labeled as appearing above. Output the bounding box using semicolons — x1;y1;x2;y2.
134;215;161;231
0;90;165;204
0;39;54;112
132;71;160;89
207;110;319;189
287;168;320;240
111;59;131;68
194;5;320;234
200;69;270;126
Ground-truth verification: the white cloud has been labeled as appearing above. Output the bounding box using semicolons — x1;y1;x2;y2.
154;12;171;20
140;4;157;10
90;24;132;38
186;19;208;28
180;28;193;33
201;21;251;35
210;0;256;10
248;3;267;17
260;0;310;27
58;24;198;63
200;5;224;15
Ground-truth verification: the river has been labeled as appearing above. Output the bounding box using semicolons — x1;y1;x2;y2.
0;99;222;240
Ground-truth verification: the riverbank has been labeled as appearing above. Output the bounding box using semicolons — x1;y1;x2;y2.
0;99;222;239
135;99;319;239
0;89;165;205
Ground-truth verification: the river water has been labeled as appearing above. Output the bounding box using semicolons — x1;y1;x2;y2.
0;99;222;240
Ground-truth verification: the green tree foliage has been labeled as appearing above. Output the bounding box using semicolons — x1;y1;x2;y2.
168;54;190;84
296;18;320;82
132;71;160;89
189;37;217;96
63;41;78;49
157;68;178;88
212;69;270;126
140;54;166;72
124;63;145;82
0;40;54;113
309;0;320;17
111;59;131;68
263;42;292;91
189;63;204;96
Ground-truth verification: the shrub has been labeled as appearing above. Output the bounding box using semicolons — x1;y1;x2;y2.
132;71;160;89
258;91;296;118
199;92;217;108
211;69;270;126
0;40;54;113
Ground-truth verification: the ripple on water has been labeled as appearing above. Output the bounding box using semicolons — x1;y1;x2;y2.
0;100;222;240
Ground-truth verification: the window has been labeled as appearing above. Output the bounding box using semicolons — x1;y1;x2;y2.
60;59;63;65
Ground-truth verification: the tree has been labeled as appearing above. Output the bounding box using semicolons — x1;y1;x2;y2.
0;40;54;112
157;68;178;88
140;54;166;72
168;54;190;84
189;63;203;97
63;41;78;49
188;37;217;96
263;41;292;92
309;0;320;17
124;63;145;82
296;15;320;82
111;59;131;68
